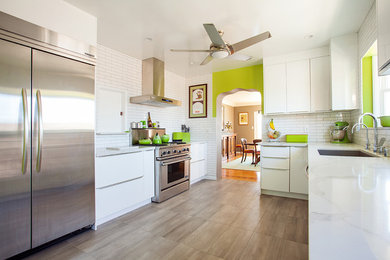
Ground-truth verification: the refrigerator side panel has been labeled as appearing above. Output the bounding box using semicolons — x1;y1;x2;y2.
0;39;32;259
31;50;95;247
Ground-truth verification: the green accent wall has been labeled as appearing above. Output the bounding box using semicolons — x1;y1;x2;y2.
212;64;263;117
362;56;373;127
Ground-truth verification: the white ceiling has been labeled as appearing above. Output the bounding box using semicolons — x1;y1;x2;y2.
222;91;261;107
65;0;374;77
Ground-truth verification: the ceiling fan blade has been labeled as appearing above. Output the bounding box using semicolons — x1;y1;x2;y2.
203;24;226;47
231;31;271;53
170;49;212;52
228;53;252;61
200;54;213;65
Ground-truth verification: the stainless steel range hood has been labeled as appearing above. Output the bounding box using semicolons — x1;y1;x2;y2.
130;57;181;107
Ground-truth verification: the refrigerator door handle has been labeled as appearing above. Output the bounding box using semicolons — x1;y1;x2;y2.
21;88;28;174
36;90;43;172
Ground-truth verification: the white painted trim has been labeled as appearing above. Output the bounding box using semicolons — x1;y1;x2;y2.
204;175;217;180
95;199;151;227
261;189;308;200
190;176;205;185
216;88;262;180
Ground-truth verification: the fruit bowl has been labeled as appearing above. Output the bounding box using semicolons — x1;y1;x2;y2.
268;130;281;141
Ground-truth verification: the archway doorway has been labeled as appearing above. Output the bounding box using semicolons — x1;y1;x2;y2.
215;88;262;181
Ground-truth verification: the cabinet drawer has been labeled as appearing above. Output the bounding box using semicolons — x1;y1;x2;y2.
95;151;143;188
261;168;289;192
261;146;290;158
261;158;289;170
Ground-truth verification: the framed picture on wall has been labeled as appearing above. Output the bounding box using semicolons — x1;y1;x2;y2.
239;112;249;125
189;84;207;118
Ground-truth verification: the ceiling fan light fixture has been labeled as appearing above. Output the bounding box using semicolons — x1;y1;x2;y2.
212;50;229;59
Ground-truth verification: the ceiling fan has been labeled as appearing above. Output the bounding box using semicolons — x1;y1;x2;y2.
170;24;271;65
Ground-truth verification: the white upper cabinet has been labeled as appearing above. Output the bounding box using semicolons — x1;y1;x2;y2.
264;63;287;114
96;88;126;133
377;0;390;75
286;59;311;112
330;33;358;110
310;56;331;112
263;47;330;115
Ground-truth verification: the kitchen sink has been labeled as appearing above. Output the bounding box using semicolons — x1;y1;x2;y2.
318;149;378;157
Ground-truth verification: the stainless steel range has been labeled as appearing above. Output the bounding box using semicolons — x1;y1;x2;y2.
131;128;191;202
153;143;191;202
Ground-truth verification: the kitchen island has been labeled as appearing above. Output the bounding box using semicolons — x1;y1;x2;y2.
308;143;390;260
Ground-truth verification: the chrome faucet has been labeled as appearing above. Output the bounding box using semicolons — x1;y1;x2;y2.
358;113;379;152
352;122;369;150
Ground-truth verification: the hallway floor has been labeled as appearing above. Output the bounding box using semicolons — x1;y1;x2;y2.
25;179;308;260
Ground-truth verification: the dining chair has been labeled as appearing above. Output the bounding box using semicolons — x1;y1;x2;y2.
240;138;254;163
253;139;262;165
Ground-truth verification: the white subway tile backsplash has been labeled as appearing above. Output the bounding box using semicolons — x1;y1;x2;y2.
95;45;186;149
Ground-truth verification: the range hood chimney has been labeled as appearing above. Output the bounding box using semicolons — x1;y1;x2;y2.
130;57;181;107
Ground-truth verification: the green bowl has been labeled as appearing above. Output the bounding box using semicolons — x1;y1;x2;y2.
161;134;170;143
139;139;152;145
379;116;390;127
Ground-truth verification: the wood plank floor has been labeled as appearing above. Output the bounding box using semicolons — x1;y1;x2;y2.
222;154;260;182
25;178;308;260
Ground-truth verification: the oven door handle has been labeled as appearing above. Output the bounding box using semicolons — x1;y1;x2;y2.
160;156;191;166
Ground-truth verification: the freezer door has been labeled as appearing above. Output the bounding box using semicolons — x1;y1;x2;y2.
0;39;31;259
31;50;95;247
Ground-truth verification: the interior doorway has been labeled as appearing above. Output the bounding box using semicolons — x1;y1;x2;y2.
216;89;262;182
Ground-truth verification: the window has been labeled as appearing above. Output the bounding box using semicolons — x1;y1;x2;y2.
372;55;390;117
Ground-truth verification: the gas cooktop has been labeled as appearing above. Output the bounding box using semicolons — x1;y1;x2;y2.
138;141;187;147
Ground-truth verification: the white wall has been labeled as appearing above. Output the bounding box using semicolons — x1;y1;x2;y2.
185;74;217;180
95;45;186;149
0;0;97;45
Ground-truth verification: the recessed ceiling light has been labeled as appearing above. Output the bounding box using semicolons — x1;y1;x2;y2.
304;34;314;39
190;61;194;65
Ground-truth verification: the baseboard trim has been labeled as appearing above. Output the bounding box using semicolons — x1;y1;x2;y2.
261;189;308;200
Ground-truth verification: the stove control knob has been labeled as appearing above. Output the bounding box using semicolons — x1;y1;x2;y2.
182;148;186;152
162;151;167;155
186;148;190;151
178;150;182;153
173;150;177;153
167;151;171;154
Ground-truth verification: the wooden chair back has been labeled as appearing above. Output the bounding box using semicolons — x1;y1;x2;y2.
240;138;248;150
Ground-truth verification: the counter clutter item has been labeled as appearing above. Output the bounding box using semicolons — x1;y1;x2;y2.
286;134;308;143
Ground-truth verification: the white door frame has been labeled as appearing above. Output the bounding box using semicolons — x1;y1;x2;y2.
215;88;261;180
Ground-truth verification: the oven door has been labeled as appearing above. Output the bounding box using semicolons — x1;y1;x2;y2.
159;156;190;190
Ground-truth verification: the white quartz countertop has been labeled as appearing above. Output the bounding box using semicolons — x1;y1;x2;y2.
96;146;155;157
261;141;308;147
308;143;390;260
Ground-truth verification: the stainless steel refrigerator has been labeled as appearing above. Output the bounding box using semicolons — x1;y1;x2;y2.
0;12;95;259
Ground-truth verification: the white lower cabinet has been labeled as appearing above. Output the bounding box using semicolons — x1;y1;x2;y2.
290;147;308;194
190;143;207;184
95;149;155;226
261;168;290;192
261;145;308;198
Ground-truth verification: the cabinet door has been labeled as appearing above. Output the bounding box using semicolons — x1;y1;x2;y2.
95;151;143;189
330;33;358;110
261;168;289;192
290;147;308;194
377;0;390;74
286;60;310;112
264;64;286;113
311;56;331;112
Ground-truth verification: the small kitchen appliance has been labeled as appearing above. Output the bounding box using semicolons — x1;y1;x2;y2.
330;121;351;143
